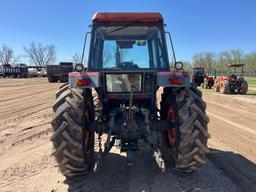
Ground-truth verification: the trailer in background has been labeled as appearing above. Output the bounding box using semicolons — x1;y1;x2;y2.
46;62;73;83
0;64;28;78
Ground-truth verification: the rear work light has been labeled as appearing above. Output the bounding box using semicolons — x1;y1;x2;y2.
76;79;91;86
169;78;184;85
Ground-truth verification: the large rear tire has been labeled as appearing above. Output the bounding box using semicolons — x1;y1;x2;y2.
48;76;57;83
240;80;248;94
220;80;230;94
160;86;210;172
51;86;95;177
60;75;68;83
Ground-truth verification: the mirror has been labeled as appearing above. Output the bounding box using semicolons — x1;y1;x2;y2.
136;40;147;46
117;41;135;49
174;61;184;70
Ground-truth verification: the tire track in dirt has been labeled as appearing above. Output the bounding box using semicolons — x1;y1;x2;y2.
0;137;57;189
66;147;241;192
0;89;53;103
0;104;51;129
207;111;256;136
204;92;256;162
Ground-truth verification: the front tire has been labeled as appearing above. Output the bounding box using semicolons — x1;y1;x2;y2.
160;86;210;172
51;86;95;177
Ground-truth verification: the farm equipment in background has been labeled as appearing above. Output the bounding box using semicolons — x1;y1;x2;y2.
37;68;47;77
201;68;216;89
46;62;73;83
50;12;210;177
191;66;206;86
213;64;248;94
0;64;48;78
0;64;28;78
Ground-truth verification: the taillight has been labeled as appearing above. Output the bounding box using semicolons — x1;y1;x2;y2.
168;78;183;85
76;79;91;86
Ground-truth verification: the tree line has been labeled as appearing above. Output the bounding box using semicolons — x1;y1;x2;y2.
0;43;81;67
192;49;256;76
1;43;255;76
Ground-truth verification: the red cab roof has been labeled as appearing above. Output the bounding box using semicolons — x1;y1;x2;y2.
92;12;163;23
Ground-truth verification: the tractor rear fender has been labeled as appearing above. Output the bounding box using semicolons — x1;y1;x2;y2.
157;71;190;88
69;71;100;88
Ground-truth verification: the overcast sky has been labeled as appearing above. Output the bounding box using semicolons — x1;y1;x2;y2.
0;0;255;63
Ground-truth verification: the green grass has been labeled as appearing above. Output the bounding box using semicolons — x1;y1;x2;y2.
247;88;256;95
199;87;256;95
245;77;256;86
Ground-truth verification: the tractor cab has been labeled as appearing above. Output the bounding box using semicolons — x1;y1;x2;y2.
88;13;169;71
88;13;169;107
70;12;189;108
192;66;206;86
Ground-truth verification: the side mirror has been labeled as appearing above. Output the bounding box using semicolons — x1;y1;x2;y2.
174;61;184;70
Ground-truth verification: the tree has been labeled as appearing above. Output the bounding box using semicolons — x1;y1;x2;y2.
192;52;215;69
72;52;83;64
244;52;256;76
192;53;206;67
0;44;19;65
24;42;56;67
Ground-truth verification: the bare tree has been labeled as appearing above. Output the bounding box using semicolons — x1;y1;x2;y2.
0;44;19;65
72;52;83;64
24;42;56;67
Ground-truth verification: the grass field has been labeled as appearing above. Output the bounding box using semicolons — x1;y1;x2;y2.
199;86;256;95
247;87;256;95
245;77;256;86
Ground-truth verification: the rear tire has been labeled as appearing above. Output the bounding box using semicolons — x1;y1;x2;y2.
220;80;230;94
60;75;68;83
160;86;210;172
51;87;95;177
240;80;248;94
48;76;55;83
213;82;220;92
56;83;70;98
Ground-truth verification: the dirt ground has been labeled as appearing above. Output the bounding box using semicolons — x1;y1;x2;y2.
0;78;255;192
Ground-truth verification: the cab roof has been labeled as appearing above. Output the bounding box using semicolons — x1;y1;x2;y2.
192;66;205;69
228;64;245;67
92;12;163;23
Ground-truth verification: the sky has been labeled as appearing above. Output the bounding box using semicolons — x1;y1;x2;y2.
0;0;255;63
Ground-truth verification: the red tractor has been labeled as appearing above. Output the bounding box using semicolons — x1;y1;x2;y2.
201;68;216;89
191;66;206;86
213;64;248;94
50;12;210;177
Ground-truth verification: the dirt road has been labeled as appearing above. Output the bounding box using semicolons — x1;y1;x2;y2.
203;91;256;191
0;78;255;192
204;92;256;162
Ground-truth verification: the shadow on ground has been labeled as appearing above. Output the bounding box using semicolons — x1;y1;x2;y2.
207;148;256;192
64;148;243;192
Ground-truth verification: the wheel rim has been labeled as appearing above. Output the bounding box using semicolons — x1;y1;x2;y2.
167;105;176;145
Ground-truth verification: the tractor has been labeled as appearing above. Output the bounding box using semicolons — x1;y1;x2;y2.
50;12;210;177
213;64;248;94
201;68;216;89
191;66;206;86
